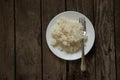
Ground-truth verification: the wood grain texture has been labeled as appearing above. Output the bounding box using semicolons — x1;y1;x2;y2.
94;0;116;80
0;0;119;80
66;0;95;80
0;0;15;80
41;0;66;80
15;0;41;80
115;0;120;80
66;1;83;79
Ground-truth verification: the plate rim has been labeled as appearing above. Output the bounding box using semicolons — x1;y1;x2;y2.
46;11;95;60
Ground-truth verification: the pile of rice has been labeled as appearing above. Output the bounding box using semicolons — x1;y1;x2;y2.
50;17;87;53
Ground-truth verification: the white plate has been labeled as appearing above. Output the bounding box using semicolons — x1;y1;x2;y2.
46;11;95;60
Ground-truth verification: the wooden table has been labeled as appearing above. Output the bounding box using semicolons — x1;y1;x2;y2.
0;0;120;80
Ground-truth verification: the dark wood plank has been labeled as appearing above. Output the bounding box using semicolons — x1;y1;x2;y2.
115;0;120;80
66;0;95;80
42;0;66;80
94;0;116;80
15;0;41;80
0;0;15;80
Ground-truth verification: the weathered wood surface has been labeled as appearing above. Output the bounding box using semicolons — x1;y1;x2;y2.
15;0;41;80
94;0;116;80
66;0;95;80
0;0;15;80
0;0;119;80
42;0;66;80
115;0;120;80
